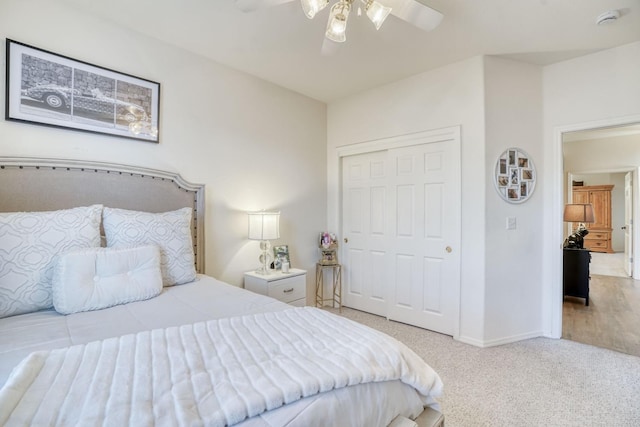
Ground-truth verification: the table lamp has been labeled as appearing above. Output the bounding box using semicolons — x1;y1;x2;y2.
563;203;595;249
248;211;280;274
563;203;595;228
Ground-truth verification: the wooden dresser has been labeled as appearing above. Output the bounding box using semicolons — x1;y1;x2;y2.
571;185;614;253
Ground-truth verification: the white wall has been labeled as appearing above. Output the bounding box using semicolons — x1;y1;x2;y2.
564;134;640;172
483;57;543;344
328;56;488;344
0;0;328;296
543;41;640;337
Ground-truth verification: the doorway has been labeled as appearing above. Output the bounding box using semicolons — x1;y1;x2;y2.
562;123;640;278
560;123;640;356
565;170;631;277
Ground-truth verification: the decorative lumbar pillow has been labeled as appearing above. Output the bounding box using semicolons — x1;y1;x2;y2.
102;207;196;286
52;245;163;315
0;205;103;318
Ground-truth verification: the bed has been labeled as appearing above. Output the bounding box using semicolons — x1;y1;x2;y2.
0;157;444;426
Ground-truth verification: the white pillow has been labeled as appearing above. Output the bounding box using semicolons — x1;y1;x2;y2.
0;205;103;318
102;207;196;286
52;245;163;315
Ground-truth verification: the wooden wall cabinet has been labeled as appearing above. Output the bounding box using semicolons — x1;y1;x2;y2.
571;185;614;253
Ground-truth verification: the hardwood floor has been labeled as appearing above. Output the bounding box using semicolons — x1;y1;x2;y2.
563;272;640;357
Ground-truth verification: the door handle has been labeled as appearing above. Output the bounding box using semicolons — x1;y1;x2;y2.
344;238;348;243
445;246;452;253
622;226;627;230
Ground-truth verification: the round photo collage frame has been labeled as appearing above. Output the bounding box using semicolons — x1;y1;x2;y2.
494;147;536;204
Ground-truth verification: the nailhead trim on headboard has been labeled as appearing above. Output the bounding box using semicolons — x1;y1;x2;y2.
0;157;205;274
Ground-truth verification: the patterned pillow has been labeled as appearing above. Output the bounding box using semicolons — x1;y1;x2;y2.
102;207;196;286
52;245;163;315
0;205;103;318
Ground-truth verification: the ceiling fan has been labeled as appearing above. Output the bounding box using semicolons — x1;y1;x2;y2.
235;0;443;45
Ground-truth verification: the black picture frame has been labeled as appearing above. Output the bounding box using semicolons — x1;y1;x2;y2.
5;39;160;143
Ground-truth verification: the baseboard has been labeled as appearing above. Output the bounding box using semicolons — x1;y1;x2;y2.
482;330;544;347
456;335;485;347
457;330;544;348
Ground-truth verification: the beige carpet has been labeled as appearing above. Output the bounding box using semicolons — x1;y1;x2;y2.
329;307;640;427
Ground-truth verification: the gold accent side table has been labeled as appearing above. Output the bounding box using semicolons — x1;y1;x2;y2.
315;263;342;311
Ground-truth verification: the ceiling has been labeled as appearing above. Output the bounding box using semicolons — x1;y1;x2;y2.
62;0;640;102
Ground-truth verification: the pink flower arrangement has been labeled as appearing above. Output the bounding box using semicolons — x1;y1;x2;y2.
319;231;337;248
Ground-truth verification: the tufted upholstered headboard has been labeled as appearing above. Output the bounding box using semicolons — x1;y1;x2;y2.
0;157;205;273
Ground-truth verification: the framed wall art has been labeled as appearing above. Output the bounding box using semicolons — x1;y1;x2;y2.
494;147;536;203
5;39;160;143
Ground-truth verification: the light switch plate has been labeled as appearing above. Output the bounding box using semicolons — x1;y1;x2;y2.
506;217;517;230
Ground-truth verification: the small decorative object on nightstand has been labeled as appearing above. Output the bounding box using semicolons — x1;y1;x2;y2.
272;244;290;270
244;269;307;306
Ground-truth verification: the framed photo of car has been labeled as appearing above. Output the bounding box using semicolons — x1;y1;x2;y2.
5;39;160;143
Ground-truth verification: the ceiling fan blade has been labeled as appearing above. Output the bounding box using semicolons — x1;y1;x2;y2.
386;0;444;32
234;0;295;12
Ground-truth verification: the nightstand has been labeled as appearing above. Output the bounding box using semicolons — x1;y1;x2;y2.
244;269;307;306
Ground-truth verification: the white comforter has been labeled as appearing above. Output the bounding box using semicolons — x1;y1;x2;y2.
0;307;442;426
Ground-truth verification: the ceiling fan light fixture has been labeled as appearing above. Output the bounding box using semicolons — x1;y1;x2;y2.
364;0;392;30
301;0;329;19
325;1;351;42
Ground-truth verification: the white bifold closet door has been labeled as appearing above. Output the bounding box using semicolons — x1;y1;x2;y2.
341;139;460;336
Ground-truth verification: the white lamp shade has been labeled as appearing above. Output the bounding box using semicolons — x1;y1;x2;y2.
248;211;280;240
325;2;350;42
366;1;392;30
301;0;329;19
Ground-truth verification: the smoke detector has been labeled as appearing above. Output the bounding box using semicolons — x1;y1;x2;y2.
596;10;620;25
